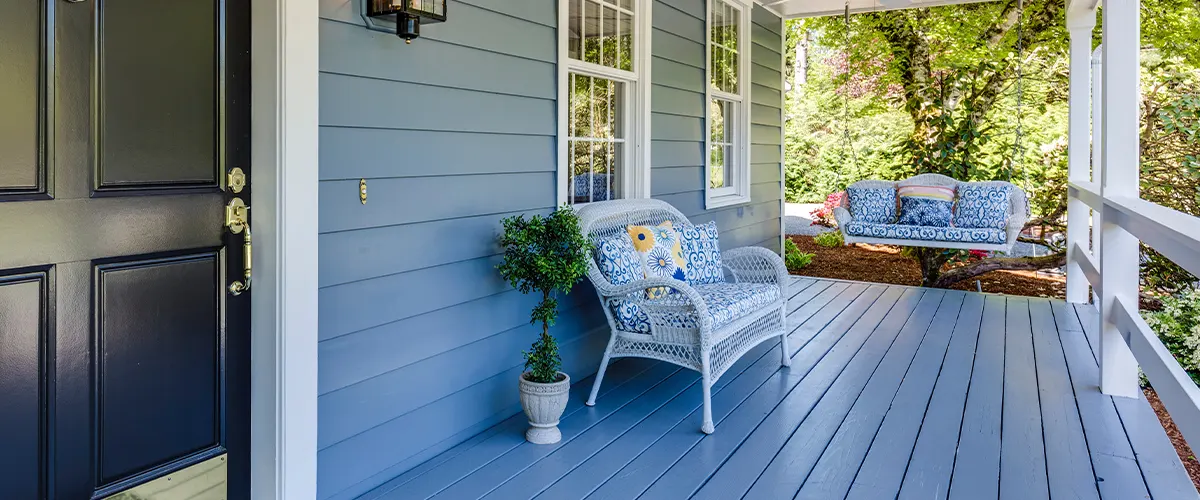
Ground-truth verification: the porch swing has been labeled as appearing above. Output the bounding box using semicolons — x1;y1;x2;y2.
830;1;1031;252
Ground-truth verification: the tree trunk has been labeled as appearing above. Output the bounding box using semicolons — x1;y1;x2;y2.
931;252;1067;289
795;29;810;90
916;248;949;287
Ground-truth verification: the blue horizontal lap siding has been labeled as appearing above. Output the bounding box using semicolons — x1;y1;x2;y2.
650;1;784;251
314;0;784;498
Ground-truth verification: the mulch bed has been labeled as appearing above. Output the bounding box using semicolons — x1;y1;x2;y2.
787;235;1065;298
788;235;1200;490
1145;387;1200;491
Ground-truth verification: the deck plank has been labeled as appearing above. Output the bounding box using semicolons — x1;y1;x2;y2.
792;291;967;500
585;283;887;500
948;294;1008;499
425;362;684;499
680;289;942;500
370;358;662;499
1072;304;1199;500
1000;297;1050;500
1029;299;1100;500
892;291;986;500
1052;301;1150;500
840;291;981;500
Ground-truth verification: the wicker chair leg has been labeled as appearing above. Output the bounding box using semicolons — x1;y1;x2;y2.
586;335;616;407
700;352;715;434
778;307;791;367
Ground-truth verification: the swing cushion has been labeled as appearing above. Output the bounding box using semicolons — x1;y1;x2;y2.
897;185;955;227
846;186;897;224
843;222;1007;245
954;183;1012;230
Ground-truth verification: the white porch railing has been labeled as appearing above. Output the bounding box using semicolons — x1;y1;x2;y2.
1064;0;1200;453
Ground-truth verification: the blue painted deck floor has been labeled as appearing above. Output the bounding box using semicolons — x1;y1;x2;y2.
361;278;1197;500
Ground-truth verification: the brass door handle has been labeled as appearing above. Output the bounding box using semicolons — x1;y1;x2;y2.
225;198;252;295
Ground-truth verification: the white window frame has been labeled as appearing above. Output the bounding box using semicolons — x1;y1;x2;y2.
557;0;653;205
706;0;753;209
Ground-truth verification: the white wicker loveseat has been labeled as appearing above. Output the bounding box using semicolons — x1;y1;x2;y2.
833;173;1030;252
577;199;790;434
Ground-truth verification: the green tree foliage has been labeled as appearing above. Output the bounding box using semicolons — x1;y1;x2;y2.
783;0;1200;290
497;206;593;383
1143;289;1200;386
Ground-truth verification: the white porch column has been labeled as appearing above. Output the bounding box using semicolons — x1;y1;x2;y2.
1099;0;1141;398
1065;10;1096;304
1091;45;1103;307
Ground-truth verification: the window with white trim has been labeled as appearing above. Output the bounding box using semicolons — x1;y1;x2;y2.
559;0;650;205
706;0;751;208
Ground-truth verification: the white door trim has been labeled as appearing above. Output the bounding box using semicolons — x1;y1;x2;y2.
250;0;320;498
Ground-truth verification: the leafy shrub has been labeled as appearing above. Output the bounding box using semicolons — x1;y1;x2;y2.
809;191;846;228
1142;288;1200;387
814;230;844;248
497;206;593;383
784;239;815;272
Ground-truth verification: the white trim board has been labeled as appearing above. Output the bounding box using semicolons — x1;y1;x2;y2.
250;0;320;498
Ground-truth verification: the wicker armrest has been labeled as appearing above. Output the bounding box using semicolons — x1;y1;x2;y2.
833;206;854;228
722;246;788;296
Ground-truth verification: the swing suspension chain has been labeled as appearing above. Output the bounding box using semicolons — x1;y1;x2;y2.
1010;0;1027;186
839;2;857;189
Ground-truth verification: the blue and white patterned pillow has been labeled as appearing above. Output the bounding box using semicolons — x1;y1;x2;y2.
594;234;641;286
846;186;897;224
955;184;1012;230
679;222;724;285
898;197;954;227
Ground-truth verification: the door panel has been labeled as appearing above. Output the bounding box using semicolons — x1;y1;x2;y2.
95;253;222;487
0;1;47;196
97;0;220;192
0;271;51;500
0;1;250;498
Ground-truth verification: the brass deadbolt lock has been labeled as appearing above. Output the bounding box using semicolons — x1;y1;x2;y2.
228;167;246;194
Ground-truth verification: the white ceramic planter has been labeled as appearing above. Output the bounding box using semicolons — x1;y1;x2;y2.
518;371;570;444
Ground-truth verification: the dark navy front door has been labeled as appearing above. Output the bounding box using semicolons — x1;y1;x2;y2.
0;1;251;498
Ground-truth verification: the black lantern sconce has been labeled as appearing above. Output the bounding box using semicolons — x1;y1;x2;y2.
366;0;447;43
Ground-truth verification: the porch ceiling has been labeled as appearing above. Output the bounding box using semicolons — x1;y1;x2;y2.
764;0;998;19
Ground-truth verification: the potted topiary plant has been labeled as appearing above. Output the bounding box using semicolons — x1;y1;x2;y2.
497;205;592;444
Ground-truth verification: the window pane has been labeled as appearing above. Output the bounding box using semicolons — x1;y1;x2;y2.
618;11;633;71
569;0;582;60
600;5;612;67
567;73;625;204
723;144;734;187
571;74;592;137
573;0;632;71
584;0;602;65
710;99;726;143
727;49;738;94
726;3;738;52
710;145;725;188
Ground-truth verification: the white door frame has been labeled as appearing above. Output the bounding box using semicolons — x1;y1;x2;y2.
250;0;320;498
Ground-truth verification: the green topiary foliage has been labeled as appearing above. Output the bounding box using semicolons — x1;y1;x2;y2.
1143;289;1200;388
497;205;593;384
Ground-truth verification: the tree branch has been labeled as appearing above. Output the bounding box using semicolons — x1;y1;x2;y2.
932;251;1066;288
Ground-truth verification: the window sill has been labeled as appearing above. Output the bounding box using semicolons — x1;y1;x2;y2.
705;191;751;210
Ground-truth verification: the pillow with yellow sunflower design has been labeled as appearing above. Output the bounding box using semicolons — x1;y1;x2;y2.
626;221;688;299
